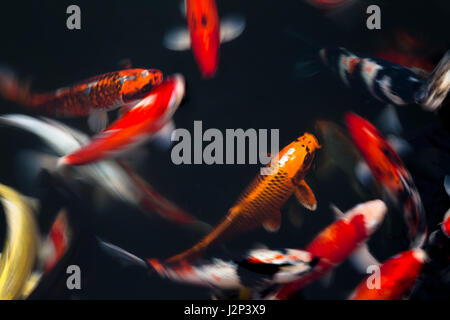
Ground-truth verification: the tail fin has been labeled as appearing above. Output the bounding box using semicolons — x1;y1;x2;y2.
0;67;32;106
415;50;450;111
284;29;323;79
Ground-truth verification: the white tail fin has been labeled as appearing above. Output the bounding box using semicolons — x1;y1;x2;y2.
415;50;450;111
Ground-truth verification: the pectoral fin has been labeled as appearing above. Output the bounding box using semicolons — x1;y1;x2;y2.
220;15;246;43
293;180;317;211
262;211;281;232
164;27;191;51
88;109;108;133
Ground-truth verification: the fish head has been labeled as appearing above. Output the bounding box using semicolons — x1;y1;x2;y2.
122;69;163;103
345;113;403;189
276;133;321;179
349;199;387;236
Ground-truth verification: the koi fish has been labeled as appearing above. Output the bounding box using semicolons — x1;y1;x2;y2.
267;200;387;300
345;113;427;248
0;184;39;300
164;0;245;78
166;133;321;264
149;248;319;292
0;114;209;231
319;47;450;110
0;68;163;132
58;74;185;166
349;249;427;300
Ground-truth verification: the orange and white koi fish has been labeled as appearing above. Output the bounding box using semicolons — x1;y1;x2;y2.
166;133;321;264
0;68;163;132
267;200;387;300
149;248;319;292
0;114;207;230
345;113;427;248
164;0;245;78
349;249;427;300
59;74;185;166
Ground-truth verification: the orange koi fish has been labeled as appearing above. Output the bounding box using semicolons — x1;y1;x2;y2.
345;113;427;248
349;249;427;300
0;68;163;132
268;200;387;300
59;74;185;166
166;133;321;264
164;0;245;78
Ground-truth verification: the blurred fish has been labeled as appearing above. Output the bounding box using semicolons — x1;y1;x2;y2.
149;248;319;293
373;29;438;75
345;113;427;248
317;47;450;110
166;133;321;264
0;68;163;132
164;0;245;78
315;120;380;198
320;47;424;106
0;184;39;300
0;114;209;231
266;200;387;300
40;210;70;273
349;249;427;300
375;50;434;76
59;74;185;166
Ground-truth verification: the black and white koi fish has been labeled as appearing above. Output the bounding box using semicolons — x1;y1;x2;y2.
148;248;319;292
319;47;450;110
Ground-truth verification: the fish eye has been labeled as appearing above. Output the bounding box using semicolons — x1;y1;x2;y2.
303;152;313;167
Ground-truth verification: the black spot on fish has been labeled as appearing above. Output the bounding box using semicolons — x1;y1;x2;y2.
201;14;208;27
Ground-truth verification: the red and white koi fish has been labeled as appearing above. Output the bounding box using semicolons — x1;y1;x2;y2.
0;68;163;132
349;249;427;300
59;74;185;166
148;248;319;292
267;200;387;300
345;113;427;248
164;0;245;78
40;210;70;273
